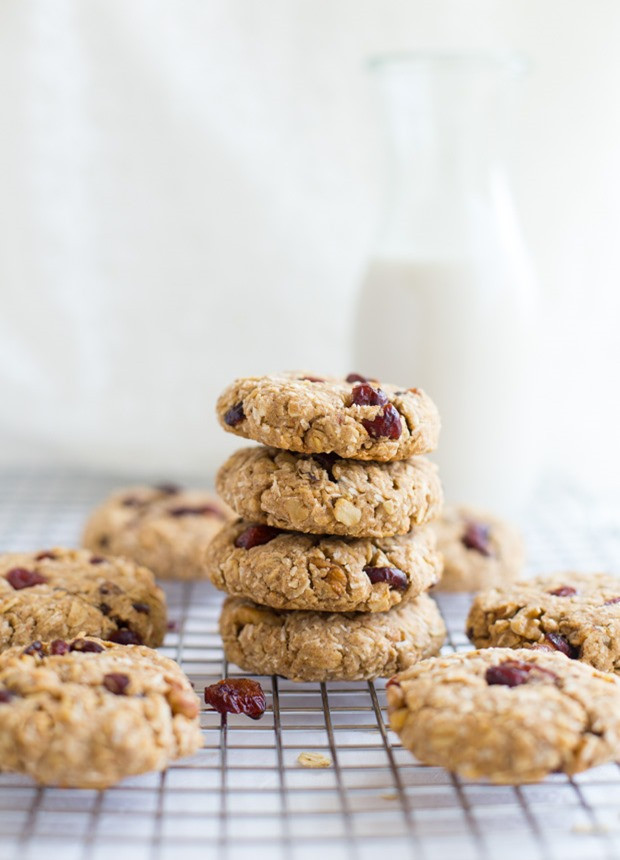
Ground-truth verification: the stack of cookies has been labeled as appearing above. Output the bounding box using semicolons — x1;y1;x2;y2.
205;371;447;682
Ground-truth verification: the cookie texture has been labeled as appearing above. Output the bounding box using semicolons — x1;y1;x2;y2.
387;648;620;784
219;594;446;681
433;505;524;591
82;484;235;580
0;637;202;788
467;572;620;673
216;446;443;538
0;548;166;650
205;519;441;613
216;373;440;462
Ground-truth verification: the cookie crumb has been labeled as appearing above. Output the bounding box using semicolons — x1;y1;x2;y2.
572;823;609;835
380;791;399;801
297;752;332;769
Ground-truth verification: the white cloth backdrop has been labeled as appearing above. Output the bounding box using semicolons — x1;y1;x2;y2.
0;0;619;492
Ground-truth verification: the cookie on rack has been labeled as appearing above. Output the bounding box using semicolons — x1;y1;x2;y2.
0;636;202;788
82;484;236;580
216;446;443;538
432;505;524;591
205;519;442;613
467;571;620;673
0;548;166;650
216;372;440;462
387;647;620;784
219;593;446;682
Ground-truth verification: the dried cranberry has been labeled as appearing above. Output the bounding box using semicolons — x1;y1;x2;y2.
168;504;225;518
204;678;266;720
605;596;620;605
346;373;368;383
154;482;181;495
90;556;106;565
234;524;281;549
364;566;408;591
486;660;557;687
107;629;142;646
70;639;105;653
35;551;57;561
362;404;403;440
6;568;47;590
313;453;337;480
462;522;492;556
224;402;245;427
350;383;388;407
167;620;178;632
548;586;577;597
0;689;12;703
132;602;151;614
122;497;144;507
103;673;130;695
385;677;400;689
50;640;70;656
23;641;44;656
300;376;325;383
544;633;578;659
99;582;122;596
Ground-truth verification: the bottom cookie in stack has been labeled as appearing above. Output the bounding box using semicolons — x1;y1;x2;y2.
219;594;446;683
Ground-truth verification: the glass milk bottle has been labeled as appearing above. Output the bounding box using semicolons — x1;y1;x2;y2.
353;53;540;514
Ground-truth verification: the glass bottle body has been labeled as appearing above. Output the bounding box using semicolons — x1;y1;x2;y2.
353;55;539;513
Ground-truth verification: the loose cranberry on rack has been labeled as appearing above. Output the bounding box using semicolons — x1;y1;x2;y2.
204;678;267;720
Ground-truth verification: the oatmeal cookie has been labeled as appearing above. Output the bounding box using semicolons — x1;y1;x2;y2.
82;484;235;580
467;572;620;672
0;548;166;650
387;648;620;783
433;505;524;591
0;636;202;788
205;519;441;613
219;594;446;681
216;372;440;462
216;446;442;538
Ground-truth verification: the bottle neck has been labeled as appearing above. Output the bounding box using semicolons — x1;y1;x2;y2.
371;57;518;258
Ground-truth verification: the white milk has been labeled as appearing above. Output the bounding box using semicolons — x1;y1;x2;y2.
352;257;540;514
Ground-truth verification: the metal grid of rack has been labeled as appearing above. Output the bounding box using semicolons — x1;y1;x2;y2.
0;470;619;860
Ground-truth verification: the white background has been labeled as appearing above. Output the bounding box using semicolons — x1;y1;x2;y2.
0;0;618;495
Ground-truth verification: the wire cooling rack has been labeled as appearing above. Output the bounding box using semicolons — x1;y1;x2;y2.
0;470;620;860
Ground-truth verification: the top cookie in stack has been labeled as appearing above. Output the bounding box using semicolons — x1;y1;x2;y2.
216;372;440;462
207;372;446;682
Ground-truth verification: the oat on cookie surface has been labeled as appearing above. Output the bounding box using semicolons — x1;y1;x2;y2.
219;594;446;682
0;548;166;650
82;484;236;580
204;519;442;613
216;446;443;538
0;637;202;788
432;504;524;591
467;571;620;673
387;647;620;783
216;372;440;462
